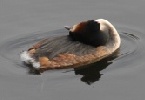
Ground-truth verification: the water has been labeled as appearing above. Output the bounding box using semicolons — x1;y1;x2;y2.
0;0;145;100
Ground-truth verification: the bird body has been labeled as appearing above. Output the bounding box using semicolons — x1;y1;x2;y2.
20;19;121;72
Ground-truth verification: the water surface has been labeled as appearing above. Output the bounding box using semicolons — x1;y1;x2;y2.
0;0;145;100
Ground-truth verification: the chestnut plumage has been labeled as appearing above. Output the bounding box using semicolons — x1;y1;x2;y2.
20;19;121;72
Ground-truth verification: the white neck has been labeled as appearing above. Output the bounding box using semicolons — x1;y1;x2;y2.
95;19;121;51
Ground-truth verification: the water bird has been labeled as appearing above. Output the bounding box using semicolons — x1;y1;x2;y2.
20;19;121;72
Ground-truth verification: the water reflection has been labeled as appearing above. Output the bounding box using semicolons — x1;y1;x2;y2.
24;49;119;77
74;50;119;85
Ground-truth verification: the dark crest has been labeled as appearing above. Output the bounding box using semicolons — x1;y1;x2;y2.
69;20;105;47
86;20;100;33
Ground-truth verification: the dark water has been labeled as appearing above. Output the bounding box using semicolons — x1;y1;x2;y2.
0;0;145;100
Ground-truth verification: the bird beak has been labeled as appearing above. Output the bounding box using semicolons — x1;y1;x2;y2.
64;26;71;30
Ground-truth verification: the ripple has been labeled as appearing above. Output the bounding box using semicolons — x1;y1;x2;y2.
0;29;68;75
118;32;139;59
0;28;143;82
103;26;139;61
0;29;67;62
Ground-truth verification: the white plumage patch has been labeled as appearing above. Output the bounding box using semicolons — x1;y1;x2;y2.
32;61;40;69
20;51;40;69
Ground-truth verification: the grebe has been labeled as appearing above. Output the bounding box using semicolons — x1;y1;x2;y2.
20;19;121;72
